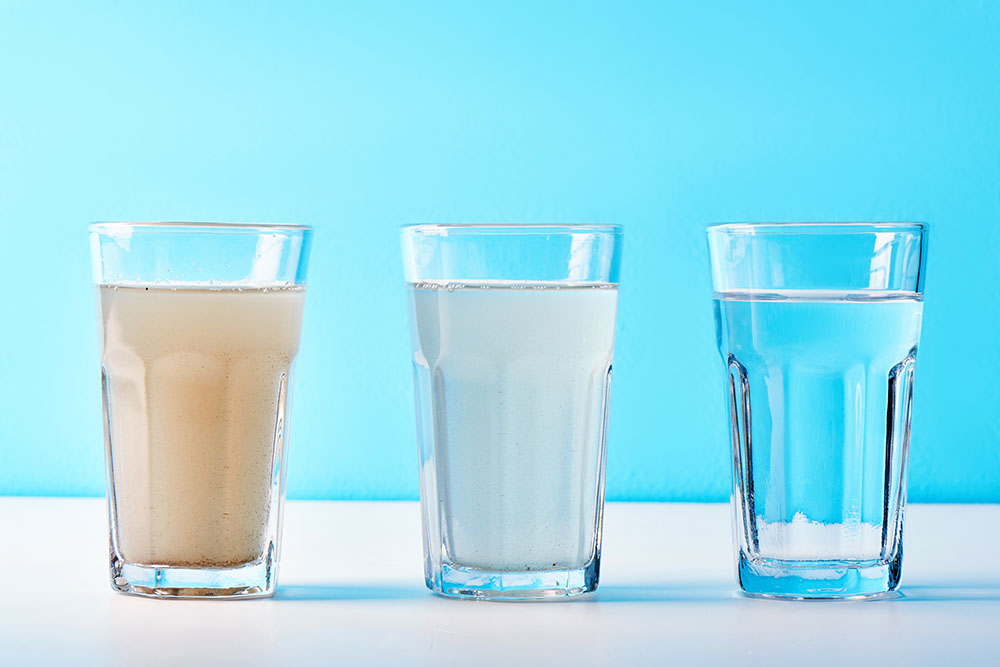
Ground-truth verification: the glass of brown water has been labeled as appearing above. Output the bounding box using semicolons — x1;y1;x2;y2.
89;222;312;598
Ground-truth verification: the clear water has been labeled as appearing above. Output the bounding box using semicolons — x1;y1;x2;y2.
408;282;617;572
714;290;922;565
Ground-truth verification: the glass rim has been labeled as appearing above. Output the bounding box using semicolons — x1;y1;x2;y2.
706;222;926;235
401;223;623;235
89;221;313;234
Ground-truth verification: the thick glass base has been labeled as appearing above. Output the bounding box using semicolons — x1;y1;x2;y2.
110;551;276;599
737;551;901;599
428;559;599;600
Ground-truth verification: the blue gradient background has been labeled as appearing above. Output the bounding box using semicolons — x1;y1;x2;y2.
1;1;998;501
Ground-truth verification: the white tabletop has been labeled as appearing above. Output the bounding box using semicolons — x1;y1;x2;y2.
1;498;997;666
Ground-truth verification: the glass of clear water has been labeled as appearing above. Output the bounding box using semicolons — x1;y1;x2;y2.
707;222;927;599
90;222;312;598
401;224;623;599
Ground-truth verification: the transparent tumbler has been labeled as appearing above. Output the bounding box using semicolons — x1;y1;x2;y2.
401;224;623;599
707;222;927;598
90;222;312;598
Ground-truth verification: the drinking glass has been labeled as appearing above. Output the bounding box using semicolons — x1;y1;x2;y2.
90;222;312;598
707;222;927;598
401;224;623;599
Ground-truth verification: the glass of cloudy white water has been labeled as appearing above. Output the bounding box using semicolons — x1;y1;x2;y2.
401;224;623;600
90;222;312;599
